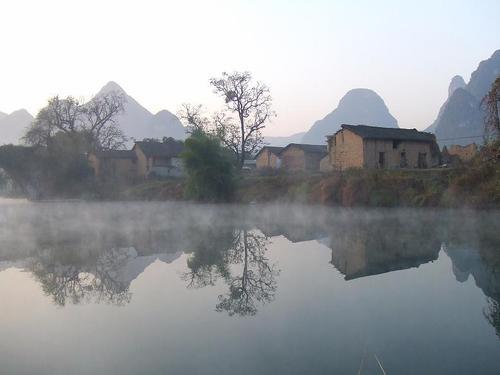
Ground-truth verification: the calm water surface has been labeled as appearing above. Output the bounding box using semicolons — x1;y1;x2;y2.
0;201;499;374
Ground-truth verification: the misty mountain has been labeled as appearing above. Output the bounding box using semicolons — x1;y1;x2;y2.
434;88;484;146
97;81;186;143
0;109;34;145
467;49;500;100
264;132;306;147
429;50;500;146
302;88;398;144
426;75;466;133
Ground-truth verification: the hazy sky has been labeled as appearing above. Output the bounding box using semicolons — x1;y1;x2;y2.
1;0;499;135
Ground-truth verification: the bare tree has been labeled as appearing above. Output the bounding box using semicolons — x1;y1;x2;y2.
177;103;210;134
81;92;127;150
23;92;126;151
210;71;274;167
483;77;500;142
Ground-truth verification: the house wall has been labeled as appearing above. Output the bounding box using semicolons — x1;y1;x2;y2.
448;143;477;161
320;155;333;172
256;150;280;169
100;158;137;179
88;154;137;180
88;154;100;176
304;152;325;171
150;157;184;178
280;147;306;171
328;129;439;170
363;139;436;169
134;147;149;178
329;129;364;170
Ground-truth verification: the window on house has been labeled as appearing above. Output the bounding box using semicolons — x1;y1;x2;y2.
418;153;427;168
392;140;400;149
400;151;407;168
378;152;385;168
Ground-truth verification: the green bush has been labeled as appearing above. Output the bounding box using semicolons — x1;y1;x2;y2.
181;130;235;202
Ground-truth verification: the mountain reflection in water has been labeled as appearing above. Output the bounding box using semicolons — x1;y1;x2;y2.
0;202;499;340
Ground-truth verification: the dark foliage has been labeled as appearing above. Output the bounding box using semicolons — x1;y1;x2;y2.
181;130;235;202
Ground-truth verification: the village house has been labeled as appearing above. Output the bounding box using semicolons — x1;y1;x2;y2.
88;150;137;180
325;124;440;170
89;138;185;180
255;146;283;169
132;139;185;178
279;144;328;172
442;143;478;162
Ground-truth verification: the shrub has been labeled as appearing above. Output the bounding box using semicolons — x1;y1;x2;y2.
181;130;235;202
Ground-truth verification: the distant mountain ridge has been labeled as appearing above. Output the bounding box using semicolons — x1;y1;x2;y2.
429;49;500;147
0;109;34;145
264;132;306;147
302;88;398;144
96;81;187;144
0;82;186;146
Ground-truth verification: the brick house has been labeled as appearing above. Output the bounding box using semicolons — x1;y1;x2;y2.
255;146;283;169
443;143;478;162
326;124;440;170
88;150;137;180
132;139;185;178
279;144;328;172
89;139;185;180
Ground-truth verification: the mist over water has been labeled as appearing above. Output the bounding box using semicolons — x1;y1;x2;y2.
0;200;499;374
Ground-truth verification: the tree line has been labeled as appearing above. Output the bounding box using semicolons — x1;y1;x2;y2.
1;71;498;201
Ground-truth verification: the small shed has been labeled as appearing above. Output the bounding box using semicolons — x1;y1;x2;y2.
88;150;137;180
133;139;185;178
279;144;328;172
255;146;283;169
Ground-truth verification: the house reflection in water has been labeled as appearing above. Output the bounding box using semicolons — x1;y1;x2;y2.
325;221;441;280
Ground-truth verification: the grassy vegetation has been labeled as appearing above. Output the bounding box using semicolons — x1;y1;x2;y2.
14;140;496;208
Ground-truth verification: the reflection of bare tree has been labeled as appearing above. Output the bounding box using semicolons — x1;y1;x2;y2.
182;227;234;289
30;248;133;306
484;298;500;339
184;228;279;317
217;230;279;316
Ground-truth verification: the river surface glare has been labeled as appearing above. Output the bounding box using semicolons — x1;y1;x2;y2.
0;200;499;374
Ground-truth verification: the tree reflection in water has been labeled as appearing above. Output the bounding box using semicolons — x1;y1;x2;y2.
184;228;279;316
2;202;500;336
484;298;500;339
30;247;133;306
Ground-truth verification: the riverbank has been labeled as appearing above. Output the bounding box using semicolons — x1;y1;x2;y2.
7;141;499;209
115;161;498;209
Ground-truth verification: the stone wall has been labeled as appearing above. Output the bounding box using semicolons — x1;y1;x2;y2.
328;128;439;170
363;139;438;169
329;129;364;170
448;143;478;161
280;146;306;171
256;150;280;169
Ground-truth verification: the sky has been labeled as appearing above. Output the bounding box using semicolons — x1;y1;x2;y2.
0;0;499;135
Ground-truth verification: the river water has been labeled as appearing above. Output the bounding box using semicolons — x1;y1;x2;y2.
0;201;499;374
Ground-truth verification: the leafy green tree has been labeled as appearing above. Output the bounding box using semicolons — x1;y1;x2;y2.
181;130;235;202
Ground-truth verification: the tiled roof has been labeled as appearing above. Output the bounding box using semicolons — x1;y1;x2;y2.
280;143;328;155
339;124;436;142
94;150;136;159
256;146;284;157
134;139;184;158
